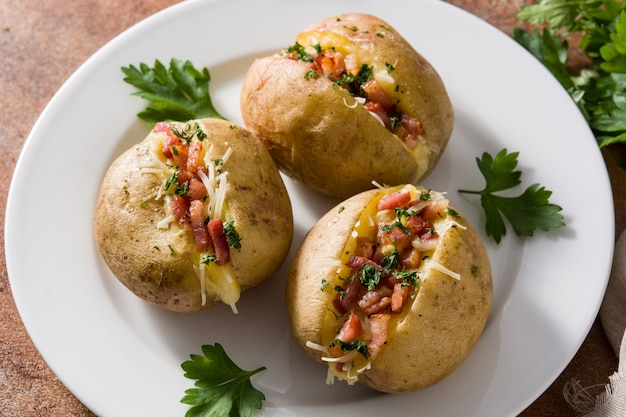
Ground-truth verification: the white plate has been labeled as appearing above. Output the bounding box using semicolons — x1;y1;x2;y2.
5;0;615;416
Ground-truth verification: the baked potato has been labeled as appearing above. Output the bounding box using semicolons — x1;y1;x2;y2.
241;13;454;199
286;184;492;393
94;118;293;313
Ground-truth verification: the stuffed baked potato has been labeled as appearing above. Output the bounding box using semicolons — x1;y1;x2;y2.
286;184;492;393
241;13;454;198
94;118;293;313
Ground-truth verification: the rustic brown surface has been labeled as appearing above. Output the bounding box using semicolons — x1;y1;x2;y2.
0;0;622;416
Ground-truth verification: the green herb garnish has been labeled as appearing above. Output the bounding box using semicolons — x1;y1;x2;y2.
223;220;242;250
334;339;369;358
200;254;216;265
174;181;189;196
171;122;207;143
181;343;266;417
379;249;400;272
121;58;224;125
393;269;420;293
286;42;313;62
459;149;565;243
358;263;382;291
513;0;626;147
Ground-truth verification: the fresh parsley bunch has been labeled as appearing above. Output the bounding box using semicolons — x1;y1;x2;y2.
181;344;266;417
513;0;626;147
459;149;565;243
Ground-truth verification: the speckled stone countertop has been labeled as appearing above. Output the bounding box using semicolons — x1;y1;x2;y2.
1;0;624;416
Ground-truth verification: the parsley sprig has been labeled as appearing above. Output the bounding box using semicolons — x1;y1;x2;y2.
458;149;565;243
181;343;266;417
121;58;224;125
513;0;626;147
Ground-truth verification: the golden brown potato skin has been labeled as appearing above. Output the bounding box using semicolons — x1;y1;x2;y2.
94;118;293;313
241;13;454;199
286;189;492;393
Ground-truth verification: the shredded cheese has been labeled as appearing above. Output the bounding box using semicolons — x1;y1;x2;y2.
305;341;329;354
310;184;468;385
212;171;228;220
156;214;175;229
140;122;241;312
427;260;461;281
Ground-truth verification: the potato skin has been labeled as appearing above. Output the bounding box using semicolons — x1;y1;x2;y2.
241;13;454;199
286;188;492;393
94;119;293;312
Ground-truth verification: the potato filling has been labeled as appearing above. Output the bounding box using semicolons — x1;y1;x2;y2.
308;184;463;384
282;30;425;150
140;120;242;312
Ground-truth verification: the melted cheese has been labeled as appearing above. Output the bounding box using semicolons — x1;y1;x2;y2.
141;123;241;312
294;30;407;114
315;184;462;384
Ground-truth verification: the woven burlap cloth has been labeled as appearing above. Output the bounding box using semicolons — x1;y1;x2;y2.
564;231;626;416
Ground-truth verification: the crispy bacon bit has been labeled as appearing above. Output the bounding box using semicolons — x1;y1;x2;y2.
354;237;374;259
171;194;190;225
207;219;229;265
364;101;391;129
333;276;363;315
359;287;393;316
315;51;346;79
186;140;203;173
187;178;207;201
377;223;409;249
391;282;411;314
406;215;427;235
421;199;450;222
189;200;210;251
393;114;424;150
337;312;361;342
362;79;395;111
358;286;392;311
169;143;188;169
176;170;193;185
376;189;411;211
161;135;181;159
346;256;381;270
368;314;390;360
153;121;172;133
400;247;422;270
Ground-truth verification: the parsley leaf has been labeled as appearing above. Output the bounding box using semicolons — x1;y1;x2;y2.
181;343;266;417
121;58;224;125
459;149;565;243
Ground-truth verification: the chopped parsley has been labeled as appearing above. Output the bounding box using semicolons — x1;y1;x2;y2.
171;122;207;143
286;42;313;62
379;249;400;272
334;339;369;359
331;64;373;95
358;263;382;291
201;254;216;265
174;181;189;196
223;221;242;250
471;265;479;277
335;285;347;299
